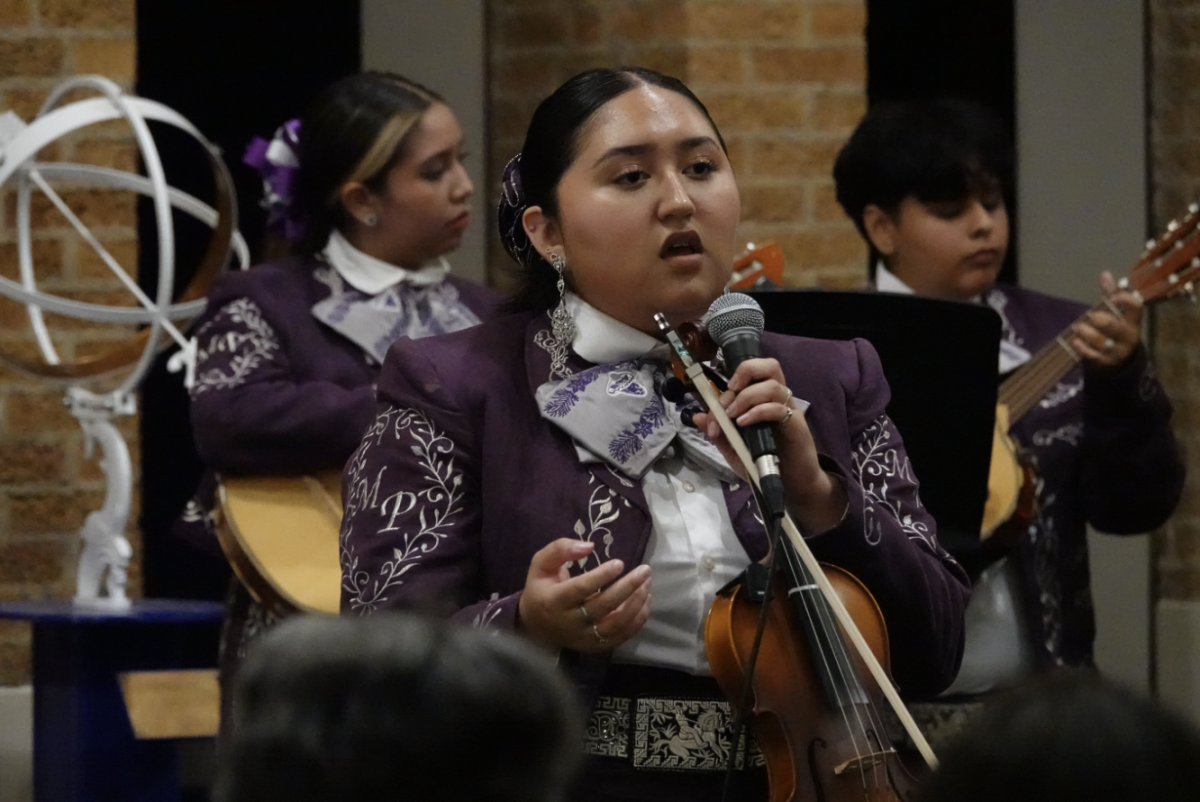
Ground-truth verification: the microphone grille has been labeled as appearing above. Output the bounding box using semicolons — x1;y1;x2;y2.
704;292;765;345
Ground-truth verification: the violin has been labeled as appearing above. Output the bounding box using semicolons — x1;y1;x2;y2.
658;318;927;802
981;204;1200;551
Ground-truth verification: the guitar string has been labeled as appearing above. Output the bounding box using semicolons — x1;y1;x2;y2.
1003;267;1187;422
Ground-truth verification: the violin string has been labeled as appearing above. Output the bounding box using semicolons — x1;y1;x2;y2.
783;544;885;795
791;528;902;792
800;557;892;797
779;542;879;791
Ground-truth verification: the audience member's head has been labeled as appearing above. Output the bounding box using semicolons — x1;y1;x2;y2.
919;671;1200;802
214;614;582;802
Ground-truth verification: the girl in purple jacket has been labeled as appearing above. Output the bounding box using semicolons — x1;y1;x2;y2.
339;68;968;802
184;72;497;719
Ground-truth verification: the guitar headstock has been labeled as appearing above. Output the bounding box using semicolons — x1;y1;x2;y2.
727;241;784;290
1125;203;1200;304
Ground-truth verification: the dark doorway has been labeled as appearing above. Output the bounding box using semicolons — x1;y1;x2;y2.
865;0;1018;284
135;2;360;602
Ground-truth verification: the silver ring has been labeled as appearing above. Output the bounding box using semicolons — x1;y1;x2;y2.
577;604;592;625
783;407;794;423
593;624;608;645
1103;337;1115;352
784;388;793;404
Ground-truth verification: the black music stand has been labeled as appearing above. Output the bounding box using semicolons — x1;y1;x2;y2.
751;290;1000;571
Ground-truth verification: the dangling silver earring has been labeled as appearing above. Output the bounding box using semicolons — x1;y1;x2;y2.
542;252;575;379
363;212;379;227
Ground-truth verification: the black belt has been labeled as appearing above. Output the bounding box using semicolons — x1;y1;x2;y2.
582;665;764;772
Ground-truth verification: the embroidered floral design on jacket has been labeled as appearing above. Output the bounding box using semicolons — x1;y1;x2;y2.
1031;484;1065;664
985;289;1025;350
1038;380;1083;410
573;474;622;570
341;405;465;613
473;593;504;630
190;298;280;395
312;263;345;296
852;414;933;548
1031;424;1084;448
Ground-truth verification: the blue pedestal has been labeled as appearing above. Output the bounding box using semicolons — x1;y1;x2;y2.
0;600;224;802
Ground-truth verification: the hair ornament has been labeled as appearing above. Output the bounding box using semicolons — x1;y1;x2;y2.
497;153;540;270
244;118;304;240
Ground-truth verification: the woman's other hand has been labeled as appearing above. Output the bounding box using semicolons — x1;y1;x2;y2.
517;539;652;653
693;357;848;534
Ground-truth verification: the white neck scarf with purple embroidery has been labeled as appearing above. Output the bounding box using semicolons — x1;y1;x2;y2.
311;232;480;362
535;357;737;482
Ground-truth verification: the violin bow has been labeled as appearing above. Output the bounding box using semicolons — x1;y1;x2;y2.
656;314;940;771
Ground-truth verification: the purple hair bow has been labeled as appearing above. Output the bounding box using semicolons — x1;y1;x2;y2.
244;119;303;241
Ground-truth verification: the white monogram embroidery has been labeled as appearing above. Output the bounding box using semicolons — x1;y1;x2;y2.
341;405;465;613
190;298;280;395
852;414;933;548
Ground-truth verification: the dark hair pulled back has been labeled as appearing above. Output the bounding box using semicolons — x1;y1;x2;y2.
498;67;726;312
292;71;444;256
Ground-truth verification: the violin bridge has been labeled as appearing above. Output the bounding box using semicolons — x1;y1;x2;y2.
833;748;897;775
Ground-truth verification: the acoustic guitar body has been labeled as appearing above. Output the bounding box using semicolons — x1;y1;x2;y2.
981;403;1022;539
214;471;343;617
981;405;1038;555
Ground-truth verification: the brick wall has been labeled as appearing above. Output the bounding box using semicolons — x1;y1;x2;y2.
487;0;868;289
0;0;138;684
1149;1;1200;603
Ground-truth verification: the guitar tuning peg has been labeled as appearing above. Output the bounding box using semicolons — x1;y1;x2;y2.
1190;202;1199;214
1176;240;1185;249
1146;239;1157;250
1118;277;1130;289
1192;257;1200;268
1187;282;1197;303
1169;219;1180;232
1169;273;1179;284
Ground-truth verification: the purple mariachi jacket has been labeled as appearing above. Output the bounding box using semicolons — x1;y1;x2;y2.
984;284;1184;668
339;312;971;701
189;255;498;477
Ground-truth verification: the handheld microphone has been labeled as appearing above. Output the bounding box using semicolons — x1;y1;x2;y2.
704;292;787;519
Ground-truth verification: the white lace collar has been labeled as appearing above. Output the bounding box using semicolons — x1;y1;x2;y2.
322;229;449;295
